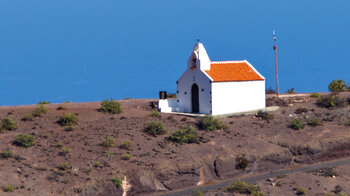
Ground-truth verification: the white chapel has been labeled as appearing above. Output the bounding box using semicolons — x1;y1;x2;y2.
159;41;266;115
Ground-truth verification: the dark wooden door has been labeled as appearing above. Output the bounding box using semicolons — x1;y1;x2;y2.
191;83;199;113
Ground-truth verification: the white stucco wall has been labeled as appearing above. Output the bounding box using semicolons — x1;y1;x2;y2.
211;80;266;115
177;68;212;114
158;99;181;113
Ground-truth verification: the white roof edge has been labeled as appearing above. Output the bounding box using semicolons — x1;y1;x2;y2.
244;60;265;80
211;60;246;64
201;68;213;81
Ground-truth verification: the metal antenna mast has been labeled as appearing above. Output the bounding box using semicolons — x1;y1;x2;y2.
273;30;279;98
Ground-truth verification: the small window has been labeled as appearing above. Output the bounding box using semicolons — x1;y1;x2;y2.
177;90;179;93
210;100;212;103
184;92;187;95
210;91;212;94
176;81;179;84
177;100;179;103
201;88;204;92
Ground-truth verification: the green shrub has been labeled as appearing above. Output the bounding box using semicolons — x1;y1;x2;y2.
111;176;123;188
56;142;63;147
101;136;115;147
295;187;307;195
287;88;296;94
235;156;249;170
256;111;274;122
1;117;18;131
32;104;48;117
144;121;166;136
120;140;132;150
94;161;103;168
64;126;74;132
60;147;71;156
345;119;350;126
122;153;132;160
310;92;321;98
192;190;203;196
266;87;276;94
13;133;35;148
56;105;66;110
100;99;123;114
149;110;161;117
64;101;72;103
21;114;34;121
294;107;308;114
57;113;78;127
3;185;14;192
317;93;347;109
0;149;13;159
199;116;226;132
225;181;261;194
328;79;347;92
312;167;337;177
38;101;50;104
58;162;70;170
169;125;199;144
289;118;303;130
308;117;323;127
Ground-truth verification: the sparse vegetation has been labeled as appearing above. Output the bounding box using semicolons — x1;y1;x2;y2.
295;187;307;195
101;136;115;147
120;140;132;150
64;126;74;132
192;190;203;196
100;99;123;114
317;93;347;109
345;118;350;126
328;79;347;92
0;149;13;159
57;112;79;127
3;185;14;192
225;181;263;195
312;167;337;177
144;121;166;136
294;107;308;114
149;110;161;117
287;88;296;94
310;92;321;98
168;125;199;144
111;176;123;188
235;156;249;170
289;118;304;130
122;153;132;160
38;101;50;104
60;147;72;156
21;114;34;121
266;87;276;94
13;133;35;148
1;116;18;132
199;116;226;132
56;105;67;110
256;111;274;122
58;162;70;170
32;104;48;117
308;117;323;127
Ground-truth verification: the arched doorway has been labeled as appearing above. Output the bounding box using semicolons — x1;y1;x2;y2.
191;83;199;113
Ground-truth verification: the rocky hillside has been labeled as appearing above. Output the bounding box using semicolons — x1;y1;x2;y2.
0;93;349;195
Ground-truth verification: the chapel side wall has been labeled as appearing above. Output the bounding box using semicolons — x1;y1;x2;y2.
177;69;212;114
211;80;265;115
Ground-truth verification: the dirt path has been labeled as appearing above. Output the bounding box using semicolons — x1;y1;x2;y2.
157;157;350;196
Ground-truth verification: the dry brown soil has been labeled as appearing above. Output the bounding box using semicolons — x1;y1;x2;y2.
0;93;349;195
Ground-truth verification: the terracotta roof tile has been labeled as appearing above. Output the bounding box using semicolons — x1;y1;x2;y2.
205;61;264;82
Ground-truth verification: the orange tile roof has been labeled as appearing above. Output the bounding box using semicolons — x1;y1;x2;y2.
205;61;264;82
